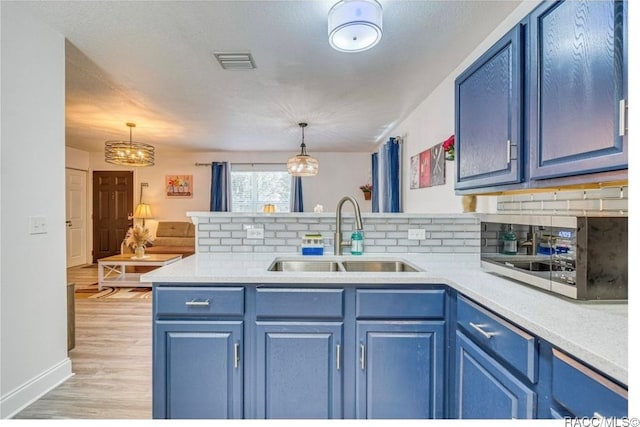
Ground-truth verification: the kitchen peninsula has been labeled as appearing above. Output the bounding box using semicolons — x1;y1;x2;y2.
143;249;627;419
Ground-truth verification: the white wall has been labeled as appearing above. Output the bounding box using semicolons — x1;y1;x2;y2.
0;4;72;418
389;1;543;214
81;150;371;257
86;150;372;218
65;146;90;171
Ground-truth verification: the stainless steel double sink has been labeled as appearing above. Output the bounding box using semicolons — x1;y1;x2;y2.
267;258;422;273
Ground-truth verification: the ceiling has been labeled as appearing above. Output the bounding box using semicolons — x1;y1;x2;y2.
19;0;523;154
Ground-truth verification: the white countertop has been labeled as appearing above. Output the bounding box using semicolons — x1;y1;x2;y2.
142;252;628;385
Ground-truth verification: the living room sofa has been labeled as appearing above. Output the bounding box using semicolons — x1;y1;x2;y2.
123;221;196;257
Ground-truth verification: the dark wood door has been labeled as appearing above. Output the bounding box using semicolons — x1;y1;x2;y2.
92;171;133;262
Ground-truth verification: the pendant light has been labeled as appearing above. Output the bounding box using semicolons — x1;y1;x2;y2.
328;0;383;53
105;122;155;167
287;123;319;176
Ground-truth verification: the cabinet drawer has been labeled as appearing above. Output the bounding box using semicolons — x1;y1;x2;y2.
356;289;445;319
256;288;344;319
552;349;627;418
457;296;538;383
155;286;244;317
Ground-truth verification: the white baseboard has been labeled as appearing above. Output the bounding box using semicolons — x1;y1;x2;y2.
1;357;73;419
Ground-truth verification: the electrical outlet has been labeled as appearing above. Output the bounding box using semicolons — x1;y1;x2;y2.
246;226;264;239
407;228;425;240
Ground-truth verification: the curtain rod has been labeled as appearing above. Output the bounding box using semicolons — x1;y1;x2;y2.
194;162;284;167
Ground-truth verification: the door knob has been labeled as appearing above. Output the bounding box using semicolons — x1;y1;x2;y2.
65;220;72;227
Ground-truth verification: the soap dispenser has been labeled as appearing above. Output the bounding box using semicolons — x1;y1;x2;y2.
351;230;364;255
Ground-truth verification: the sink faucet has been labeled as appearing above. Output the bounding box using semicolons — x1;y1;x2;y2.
334;196;364;255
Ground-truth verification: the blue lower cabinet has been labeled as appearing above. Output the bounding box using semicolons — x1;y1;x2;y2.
356;321;445;419
454;331;536;419
255;322;343;419
551;348;627;417
153;321;243;419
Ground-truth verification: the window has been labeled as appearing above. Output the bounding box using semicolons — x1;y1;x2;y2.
230;164;291;212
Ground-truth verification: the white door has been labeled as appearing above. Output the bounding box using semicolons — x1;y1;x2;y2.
66;168;87;267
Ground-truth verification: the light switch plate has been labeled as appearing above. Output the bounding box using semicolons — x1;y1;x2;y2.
246;227;264;239
408;228;425;240
29;216;48;234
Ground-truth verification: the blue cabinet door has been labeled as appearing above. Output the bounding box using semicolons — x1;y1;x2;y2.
356;321;445;419
454;331;536;419
255;322;343;419
153;321;243;419
455;25;523;190
529;0;627;179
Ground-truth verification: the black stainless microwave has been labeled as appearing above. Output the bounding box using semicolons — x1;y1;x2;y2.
480;214;628;300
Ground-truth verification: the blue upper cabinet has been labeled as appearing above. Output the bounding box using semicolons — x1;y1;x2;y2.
529;0;627;180
455;25;524;190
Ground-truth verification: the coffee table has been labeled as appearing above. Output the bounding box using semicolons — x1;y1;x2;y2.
97;253;182;290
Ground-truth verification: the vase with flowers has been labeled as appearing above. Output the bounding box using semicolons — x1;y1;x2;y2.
360;183;373;200
125;225;152;258
442;135;455;161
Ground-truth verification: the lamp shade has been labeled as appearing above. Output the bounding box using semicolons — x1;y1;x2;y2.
287;154;319;176
287;122;319;177
328;0;383;53
134;203;153;219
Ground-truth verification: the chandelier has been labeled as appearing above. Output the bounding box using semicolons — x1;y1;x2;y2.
287;123;319;176
328;0;383;53
105;122;155;167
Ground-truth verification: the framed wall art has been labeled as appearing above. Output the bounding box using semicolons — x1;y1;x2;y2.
166;175;193;198
409;140;446;189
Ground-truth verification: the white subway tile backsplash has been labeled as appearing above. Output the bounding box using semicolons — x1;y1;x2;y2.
602;199;628;211
541;200;569;210
199;224;221;231
599;187;623;199
192;213;482;255
286;223;309;231
221;223;243;231
431;232;454;239
497;186;628;215
221;238;242;245
556;190;585;200
521;201;543;210
568;199;601;211
209;231;231;238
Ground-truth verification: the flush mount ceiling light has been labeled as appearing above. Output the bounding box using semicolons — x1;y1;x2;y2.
328;0;383;53
287;123;319;177
105;122;155;167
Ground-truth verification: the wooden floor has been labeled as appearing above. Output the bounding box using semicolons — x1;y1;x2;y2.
13;265;152;419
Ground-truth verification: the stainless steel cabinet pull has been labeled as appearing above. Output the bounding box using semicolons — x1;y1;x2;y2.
185;299;210;307
619;99;627;136
360;343;366;370
234;343;240;369
469;322;496;339
506;139;511;165
336;344;341;371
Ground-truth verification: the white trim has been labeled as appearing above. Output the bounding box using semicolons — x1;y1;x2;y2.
1;358;73;419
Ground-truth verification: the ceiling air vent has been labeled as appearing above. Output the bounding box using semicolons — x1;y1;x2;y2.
214;52;256;70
